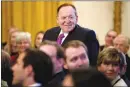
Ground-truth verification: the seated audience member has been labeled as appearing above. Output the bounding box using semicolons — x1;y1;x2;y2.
62;68;112;87
1;50;13;87
100;30;117;51
9;29;19;56
11;48;53;87
2;42;7;51
34;31;44;48
11;32;31;65
119;52;130;87
2;27;19;54
113;34;130;80
63;40;90;72
39;40;65;87
97;47;128;87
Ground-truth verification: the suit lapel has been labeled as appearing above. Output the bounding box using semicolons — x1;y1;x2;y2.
54;27;61;41
62;26;77;46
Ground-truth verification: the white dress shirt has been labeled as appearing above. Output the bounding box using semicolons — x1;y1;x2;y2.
29;83;42;86
111;75;127;87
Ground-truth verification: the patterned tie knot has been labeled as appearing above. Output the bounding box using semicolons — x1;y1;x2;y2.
57;33;65;45
59;33;65;38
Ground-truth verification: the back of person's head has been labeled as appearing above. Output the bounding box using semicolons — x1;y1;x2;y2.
40;40;65;59
23;48;53;86
62;68;112;87
1;50;13;86
1;50;11;73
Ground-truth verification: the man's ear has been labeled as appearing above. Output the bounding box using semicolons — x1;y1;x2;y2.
76;15;78;23
58;58;64;66
97;66;101;71
25;65;33;76
126;45;130;52
63;60;68;69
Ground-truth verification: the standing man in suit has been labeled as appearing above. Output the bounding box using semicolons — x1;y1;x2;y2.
43;3;99;66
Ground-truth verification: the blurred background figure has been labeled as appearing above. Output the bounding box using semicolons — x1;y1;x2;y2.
34;31;44;48
62;68;112;87
113;34;130;81
1;50;13;87
2;27;19;56
39;40;65;87
10;30;19;56
100;30;117;51
11;49;53;87
97;47;128;87
11;32;31;65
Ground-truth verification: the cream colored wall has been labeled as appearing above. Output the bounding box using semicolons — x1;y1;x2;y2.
73;1;130;56
122;1;130;56
73;1;114;45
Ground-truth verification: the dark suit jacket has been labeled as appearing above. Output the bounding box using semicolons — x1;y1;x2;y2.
100;45;105;52
45;71;65;87
43;24;99;66
125;54;130;80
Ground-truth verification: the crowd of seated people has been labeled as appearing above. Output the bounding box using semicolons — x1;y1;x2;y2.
1;3;130;87
2;29;130;87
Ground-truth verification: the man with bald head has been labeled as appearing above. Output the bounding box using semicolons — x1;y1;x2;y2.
100;30;117;51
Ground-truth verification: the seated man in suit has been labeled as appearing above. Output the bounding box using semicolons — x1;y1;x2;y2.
43;3;99;66
39;40;65;87
100;30;117;51
113;34;130;81
63;40;90;72
11;48;53;87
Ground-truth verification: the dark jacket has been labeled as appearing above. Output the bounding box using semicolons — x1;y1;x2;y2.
43;25;99;66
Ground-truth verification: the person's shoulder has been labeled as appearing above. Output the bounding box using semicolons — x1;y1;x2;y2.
76;24;92;32
126;54;130;60
116;78;128;86
75;25;96;36
45;26;60;33
48;26;60;31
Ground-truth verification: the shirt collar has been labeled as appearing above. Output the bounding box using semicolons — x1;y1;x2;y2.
29;83;42;86
59;29;68;37
111;75;121;85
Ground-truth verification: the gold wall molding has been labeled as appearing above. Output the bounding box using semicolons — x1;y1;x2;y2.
114;1;122;34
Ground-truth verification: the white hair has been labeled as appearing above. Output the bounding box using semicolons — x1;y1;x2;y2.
114;34;129;47
16;32;31;44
